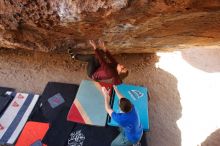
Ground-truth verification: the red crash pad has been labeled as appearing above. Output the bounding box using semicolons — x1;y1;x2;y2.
15;121;49;146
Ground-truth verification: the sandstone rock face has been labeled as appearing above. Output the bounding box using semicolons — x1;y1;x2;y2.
0;0;220;53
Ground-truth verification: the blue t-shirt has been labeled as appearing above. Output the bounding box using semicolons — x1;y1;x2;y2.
111;105;143;144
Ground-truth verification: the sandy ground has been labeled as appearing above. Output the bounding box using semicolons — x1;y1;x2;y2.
0;48;220;146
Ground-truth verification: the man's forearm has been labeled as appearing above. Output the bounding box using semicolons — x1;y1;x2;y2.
115;90;124;99
102;87;113;116
105;100;113;117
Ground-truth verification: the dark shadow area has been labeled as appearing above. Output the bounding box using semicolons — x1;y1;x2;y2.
181;48;220;73
117;53;182;146
201;129;220;146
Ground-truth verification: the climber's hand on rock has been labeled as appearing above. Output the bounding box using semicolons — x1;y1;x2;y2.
89;40;97;50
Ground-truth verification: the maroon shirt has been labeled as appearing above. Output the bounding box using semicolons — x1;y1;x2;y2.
91;49;122;85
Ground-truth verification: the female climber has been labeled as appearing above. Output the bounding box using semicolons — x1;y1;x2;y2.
68;40;128;85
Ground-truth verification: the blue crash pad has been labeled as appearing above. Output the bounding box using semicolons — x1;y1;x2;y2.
108;84;149;131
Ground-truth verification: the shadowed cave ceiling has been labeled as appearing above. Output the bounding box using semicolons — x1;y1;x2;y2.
0;0;220;54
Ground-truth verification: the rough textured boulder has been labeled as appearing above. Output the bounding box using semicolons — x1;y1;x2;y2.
0;0;220;53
